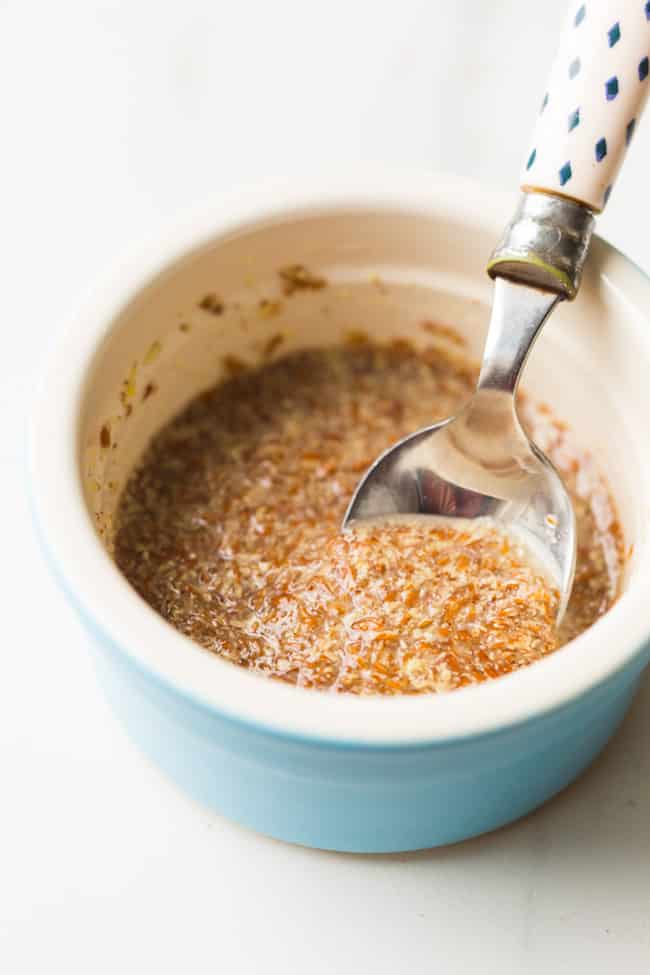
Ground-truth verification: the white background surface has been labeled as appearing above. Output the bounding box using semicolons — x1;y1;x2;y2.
2;1;650;971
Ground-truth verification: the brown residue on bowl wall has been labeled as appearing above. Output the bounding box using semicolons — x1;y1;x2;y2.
278;264;327;296
258;299;283;319
144;340;163;365
222;354;247;377
345;329;370;346
262;333;285;360
198;293;225;315
420;320;467;347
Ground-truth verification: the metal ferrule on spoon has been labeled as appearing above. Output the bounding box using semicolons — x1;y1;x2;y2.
492;0;650;298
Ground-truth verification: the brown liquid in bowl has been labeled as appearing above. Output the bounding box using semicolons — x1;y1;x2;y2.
115;340;622;695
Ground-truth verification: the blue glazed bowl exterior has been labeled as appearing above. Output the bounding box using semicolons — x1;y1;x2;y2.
91;625;646;852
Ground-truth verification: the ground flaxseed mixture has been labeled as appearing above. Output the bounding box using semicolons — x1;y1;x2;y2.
115;339;622;695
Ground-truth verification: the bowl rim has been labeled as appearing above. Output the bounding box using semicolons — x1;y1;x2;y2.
29;170;650;746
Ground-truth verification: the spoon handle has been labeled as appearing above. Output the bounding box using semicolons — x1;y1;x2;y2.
524;0;650;211
489;0;650;298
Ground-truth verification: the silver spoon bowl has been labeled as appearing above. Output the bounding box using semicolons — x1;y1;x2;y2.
342;194;596;624
343;279;573;619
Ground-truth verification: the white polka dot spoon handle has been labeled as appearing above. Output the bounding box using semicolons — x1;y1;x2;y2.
525;0;649;210
489;0;650;299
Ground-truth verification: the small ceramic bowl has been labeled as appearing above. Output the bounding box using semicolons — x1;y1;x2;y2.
31;174;650;852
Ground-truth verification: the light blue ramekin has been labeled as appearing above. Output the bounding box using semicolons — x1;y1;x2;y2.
30;175;650;852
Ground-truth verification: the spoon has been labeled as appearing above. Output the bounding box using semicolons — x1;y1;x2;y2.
344;0;650;621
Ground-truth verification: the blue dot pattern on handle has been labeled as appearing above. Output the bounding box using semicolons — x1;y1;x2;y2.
603;185;613;206
526;2;649;204
568;107;581;131
607;22;621;47
569;57;582;79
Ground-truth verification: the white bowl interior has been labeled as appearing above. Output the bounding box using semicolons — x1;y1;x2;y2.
33;180;650;744
81;207;650;594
